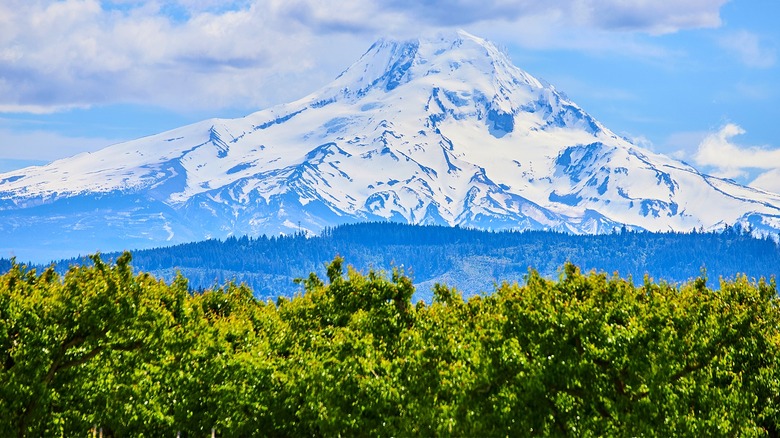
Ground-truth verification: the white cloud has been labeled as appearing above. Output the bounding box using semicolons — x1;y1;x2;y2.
379;0;726;34
694;124;780;170
693;123;780;192
0;0;730;115
719;30;777;68
751;169;780;194
574;0;726;34
0;0;367;113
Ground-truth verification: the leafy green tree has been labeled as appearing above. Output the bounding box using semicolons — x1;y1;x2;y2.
0;253;190;436
1;254;778;436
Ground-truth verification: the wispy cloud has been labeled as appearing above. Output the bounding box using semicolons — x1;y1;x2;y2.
658;130;709;160
0;127;119;162
0;0;730;115
378;0;727;33
576;0;726;34
693;123;780;193
0;0;367;112
719;30;777;68
750;170;780;194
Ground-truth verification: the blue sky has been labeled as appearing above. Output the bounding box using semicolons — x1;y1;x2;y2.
1;0;779;191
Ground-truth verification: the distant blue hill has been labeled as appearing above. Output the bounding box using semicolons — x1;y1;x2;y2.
13;222;776;302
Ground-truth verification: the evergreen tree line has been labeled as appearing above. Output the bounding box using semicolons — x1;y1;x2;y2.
1;253;779;436
30;222;780;301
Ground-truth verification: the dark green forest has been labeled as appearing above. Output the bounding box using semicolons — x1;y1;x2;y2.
36;222;780;301
1;253;778;436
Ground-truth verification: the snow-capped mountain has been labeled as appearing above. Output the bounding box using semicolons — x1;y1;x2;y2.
3;30;780;262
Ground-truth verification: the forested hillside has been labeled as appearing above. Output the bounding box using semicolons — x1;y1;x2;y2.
31;223;780;301
1;253;778;436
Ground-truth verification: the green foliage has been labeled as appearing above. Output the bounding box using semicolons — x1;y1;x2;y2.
1;255;778;436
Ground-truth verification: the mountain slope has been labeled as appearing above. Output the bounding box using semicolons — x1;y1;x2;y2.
42;223;780;302
2;30;780;262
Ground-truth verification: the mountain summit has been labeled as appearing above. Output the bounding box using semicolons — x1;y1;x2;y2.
2;30;780;261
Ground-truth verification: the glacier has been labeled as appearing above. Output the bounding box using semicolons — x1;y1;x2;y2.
2;30;780;262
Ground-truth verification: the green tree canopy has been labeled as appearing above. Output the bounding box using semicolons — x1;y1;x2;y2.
1;254;778;436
